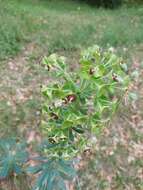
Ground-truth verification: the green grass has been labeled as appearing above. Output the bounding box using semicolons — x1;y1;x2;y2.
0;0;143;60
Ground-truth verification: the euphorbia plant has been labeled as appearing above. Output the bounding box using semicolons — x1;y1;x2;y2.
32;45;129;189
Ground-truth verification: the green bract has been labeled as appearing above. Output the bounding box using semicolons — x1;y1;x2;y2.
42;45;129;160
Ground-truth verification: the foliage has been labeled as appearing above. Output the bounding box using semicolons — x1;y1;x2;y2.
41;45;129;160
77;0;143;7
0;139;32;190
81;0;123;8
1;0;143;61
124;0;143;4
37;45;129;189
0;139;28;179
27;158;76;190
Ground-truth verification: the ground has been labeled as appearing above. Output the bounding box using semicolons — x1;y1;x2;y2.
0;0;143;189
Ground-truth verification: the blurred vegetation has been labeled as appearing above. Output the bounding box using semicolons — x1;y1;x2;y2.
80;0;123;8
0;0;143;61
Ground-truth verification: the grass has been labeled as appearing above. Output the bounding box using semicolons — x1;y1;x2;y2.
0;0;143;189
0;0;143;60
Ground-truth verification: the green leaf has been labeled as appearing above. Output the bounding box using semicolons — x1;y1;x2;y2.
0;139;28;179
69;129;74;141
13;164;22;174
33;171;49;190
47;170;58;190
0;161;10;178
62;120;73;129
72;127;85;134
58;159;76;179
26;165;42;174
56;177;67;190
